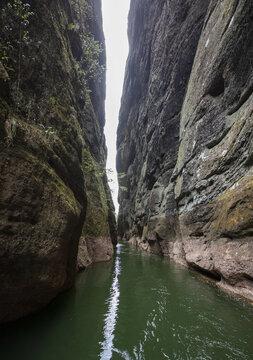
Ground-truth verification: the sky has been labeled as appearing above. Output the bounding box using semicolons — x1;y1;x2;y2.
102;0;131;214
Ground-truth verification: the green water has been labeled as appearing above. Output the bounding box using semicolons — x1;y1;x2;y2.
1;243;253;360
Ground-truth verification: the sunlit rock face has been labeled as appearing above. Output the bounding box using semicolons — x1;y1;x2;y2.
117;0;253;300
0;0;116;323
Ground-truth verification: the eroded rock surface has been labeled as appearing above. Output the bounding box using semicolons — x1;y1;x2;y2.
117;0;253;300
0;0;116;323
77;236;113;270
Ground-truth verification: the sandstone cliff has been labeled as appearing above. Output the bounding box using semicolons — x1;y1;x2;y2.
117;0;253;300
0;0;116;323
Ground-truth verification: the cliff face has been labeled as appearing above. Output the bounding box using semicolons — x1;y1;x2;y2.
117;0;253;300
0;0;116;323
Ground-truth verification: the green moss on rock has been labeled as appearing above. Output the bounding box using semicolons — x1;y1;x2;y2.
82;147;111;238
0;0;116;323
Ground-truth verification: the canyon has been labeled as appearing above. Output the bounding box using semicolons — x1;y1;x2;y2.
0;0;253;326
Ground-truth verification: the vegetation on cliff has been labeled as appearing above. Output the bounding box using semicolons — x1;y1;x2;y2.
0;0;116;323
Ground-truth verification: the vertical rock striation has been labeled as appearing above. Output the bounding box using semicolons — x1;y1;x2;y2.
0;0;116;323
117;0;253;300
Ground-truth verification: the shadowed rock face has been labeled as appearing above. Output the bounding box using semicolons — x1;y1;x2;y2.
117;0;253;300
0;0;116;323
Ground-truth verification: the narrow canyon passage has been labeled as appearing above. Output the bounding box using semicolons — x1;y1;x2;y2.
1;243;253;360
0;3;253;360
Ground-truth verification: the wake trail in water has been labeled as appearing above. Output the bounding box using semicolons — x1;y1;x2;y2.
99;244;122;360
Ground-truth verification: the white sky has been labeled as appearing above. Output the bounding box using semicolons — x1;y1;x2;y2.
102;0;130;214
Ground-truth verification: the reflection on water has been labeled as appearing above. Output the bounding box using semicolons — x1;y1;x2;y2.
100;244;122;359
0;242;252;360
107;244;253;360
76;259;113;286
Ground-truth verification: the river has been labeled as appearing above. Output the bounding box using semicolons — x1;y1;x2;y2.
1;242;253;360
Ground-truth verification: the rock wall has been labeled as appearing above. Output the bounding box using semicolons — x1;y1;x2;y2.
0;0;116;323
117;0;253;300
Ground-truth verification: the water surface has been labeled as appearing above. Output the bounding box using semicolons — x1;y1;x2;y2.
1;242;253;360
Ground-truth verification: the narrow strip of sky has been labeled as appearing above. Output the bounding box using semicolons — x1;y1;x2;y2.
102;0;130;214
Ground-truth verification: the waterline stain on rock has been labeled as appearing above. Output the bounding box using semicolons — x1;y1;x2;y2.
117;0;253;301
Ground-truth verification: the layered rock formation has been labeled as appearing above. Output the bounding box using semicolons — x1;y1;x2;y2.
117;0;253;300
0;0;116;323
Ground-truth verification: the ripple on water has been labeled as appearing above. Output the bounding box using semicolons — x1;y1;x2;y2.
1;242;252;360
